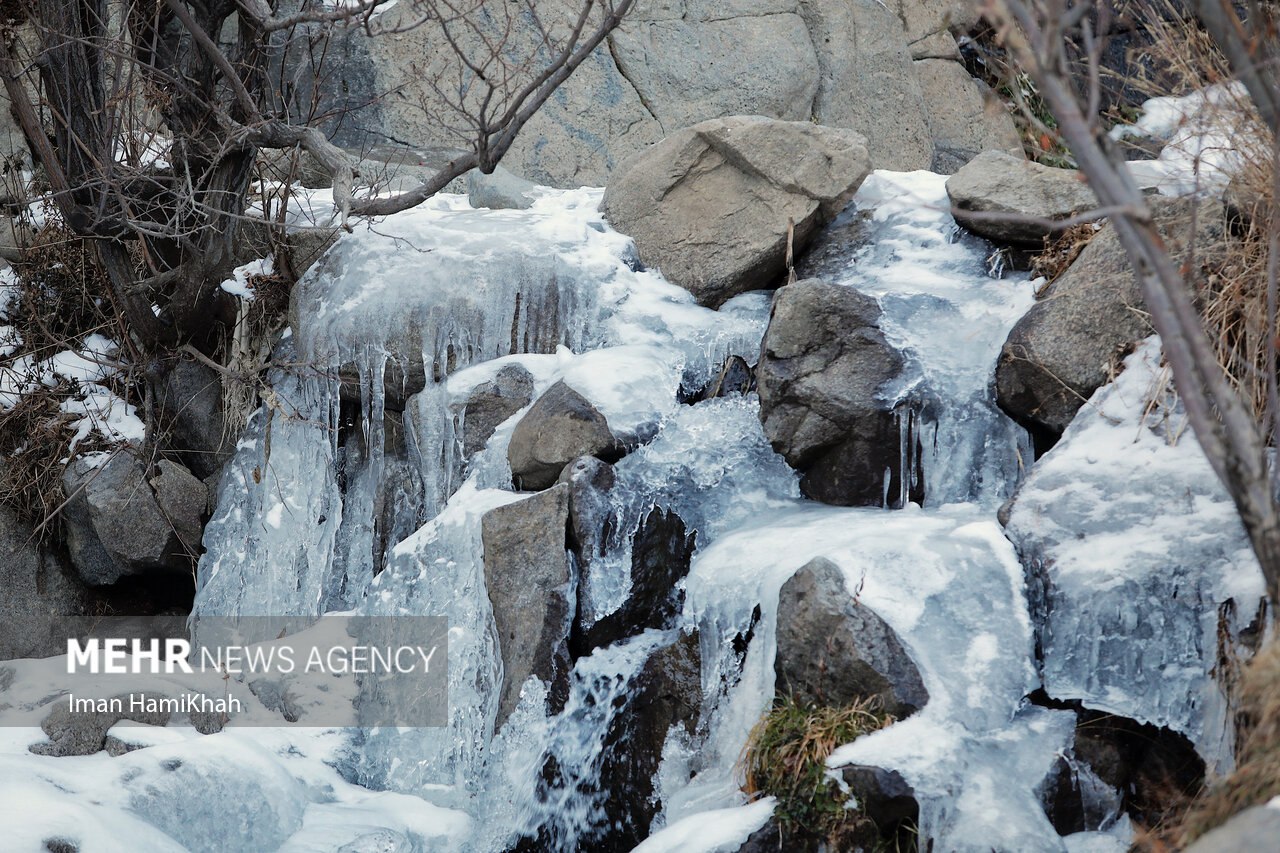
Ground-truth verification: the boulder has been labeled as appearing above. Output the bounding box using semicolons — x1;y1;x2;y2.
1185;806;1280;853
466;166;538;210
893;0;980;60
995;197;1225;435
508;380;621;490
29;695;171;756
601;116;872;307
148;460;208;557
946;150;1098;245
572;506;696;656
775;558;928;717
590;630;702;850
461;363;535;456
558;455;617;571
0;504;95;659
756;279;907;506
62;452;193;585
159;359;230;479
481;484;574;726
916;59;1023;174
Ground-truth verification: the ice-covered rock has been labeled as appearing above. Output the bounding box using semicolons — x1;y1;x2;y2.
1003;337;1265;769
459;363;535;457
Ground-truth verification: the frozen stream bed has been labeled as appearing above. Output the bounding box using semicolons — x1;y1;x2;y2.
0;171;1261;852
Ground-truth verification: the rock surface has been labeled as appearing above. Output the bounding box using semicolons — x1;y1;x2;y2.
1185;806;1280;853
466;166;538;210
461;363;535;456
29;696;171;757
481;484;573;726
756;279;906;505
322;0;935;186
62;452;196;585
946;150;1098;245
604;117;871;307
160;359;230;479
996;198;1225;435
0;505;94;659
916;59;1023;174
508;381;620;490
775;557;928;716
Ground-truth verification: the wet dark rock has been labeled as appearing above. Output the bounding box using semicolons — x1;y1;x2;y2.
756;279;908;507
0;504;97;659
572;506;696;657
508;381;622;491
687;355;754;403
840;764;920;837
775;558;928;717
481;484;574;727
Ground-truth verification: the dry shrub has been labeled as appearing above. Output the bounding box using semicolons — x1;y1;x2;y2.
0;223;138;536
1179;641;1280;843
1031;222;1101;282
741;694;904;849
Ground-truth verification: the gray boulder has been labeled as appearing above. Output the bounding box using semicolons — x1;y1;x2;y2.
893;0;980;60
603;116;871;307
62;452;196;585
29;695;171;756
0;504;94;659
775;557;928;717
466;166;538;210
916;59;1023;174
558;455;617;575
996;197;1225;434
1185;806;1280;853
481;484;574;727
508;381;620;490
149;459;208;557
159;359;230;479
946;150;1098;245
460;364;535;457
756;279;906;506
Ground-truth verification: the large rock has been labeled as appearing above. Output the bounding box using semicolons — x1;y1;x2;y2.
996;197;1225;435
29;695;171;757
1185;806;1280;853
916;59;1023;174
319;0;933;186
508;380;621;490
61;452;197;585
775;558;928;717
756;279;907;506
460;363;535;456
481;484;574;726
0;504;95;659
946;150;1098;245
579;631;703;851
604;116;872;307
159;359;230;479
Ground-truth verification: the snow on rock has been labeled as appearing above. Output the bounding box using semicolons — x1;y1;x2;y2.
1003;336;1265;770
631;799;776;853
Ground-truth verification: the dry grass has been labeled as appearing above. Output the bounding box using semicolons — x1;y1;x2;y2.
741;694;900;849
1032;222;1102;283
